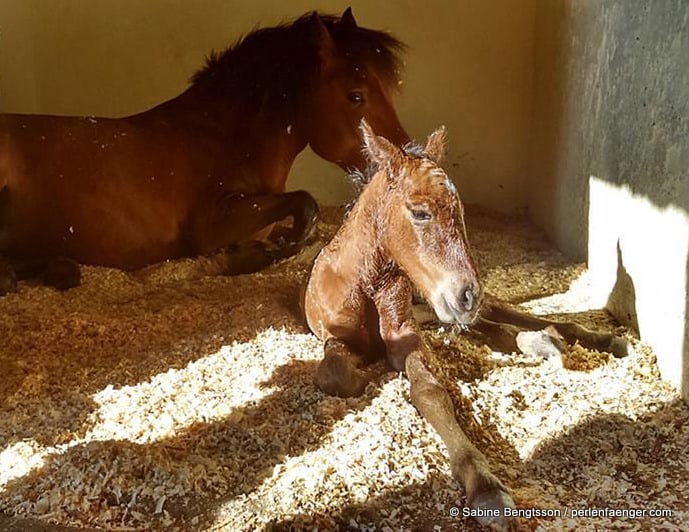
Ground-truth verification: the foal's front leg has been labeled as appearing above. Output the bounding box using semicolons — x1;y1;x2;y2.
189;190;318;274
376;279;515;530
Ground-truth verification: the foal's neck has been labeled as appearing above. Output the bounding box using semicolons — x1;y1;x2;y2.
339;174;393;289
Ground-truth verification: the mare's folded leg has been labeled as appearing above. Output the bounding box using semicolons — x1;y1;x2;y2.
190;190;318;255
315;338;390;398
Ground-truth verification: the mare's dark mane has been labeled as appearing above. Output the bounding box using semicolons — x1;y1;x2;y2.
191;12;405;121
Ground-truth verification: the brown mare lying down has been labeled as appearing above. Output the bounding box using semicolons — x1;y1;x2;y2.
0;8;409;295
304;120;629;530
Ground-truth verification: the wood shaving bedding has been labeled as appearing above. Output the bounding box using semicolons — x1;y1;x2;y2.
0;206;686;531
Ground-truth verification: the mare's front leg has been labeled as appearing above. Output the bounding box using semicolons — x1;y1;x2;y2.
189;190;318;274
376;277;515;531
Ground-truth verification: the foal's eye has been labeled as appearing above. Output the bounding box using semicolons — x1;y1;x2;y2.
409;208;432;222
347;91;364;105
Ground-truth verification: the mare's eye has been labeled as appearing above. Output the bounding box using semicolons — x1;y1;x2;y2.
409;207;432;222
348;91;364;105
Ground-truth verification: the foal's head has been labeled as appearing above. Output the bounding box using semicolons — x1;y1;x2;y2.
361;121;481;325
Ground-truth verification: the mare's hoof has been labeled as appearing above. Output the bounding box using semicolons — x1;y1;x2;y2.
469;485;516;531
42;257;81;290
516;326;565;359
0;257;17;296
0;270;17;296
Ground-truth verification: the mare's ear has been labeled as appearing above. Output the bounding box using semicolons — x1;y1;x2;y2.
424;126;447;163
360;118;402;173
341;7;358;28
308;12;336;68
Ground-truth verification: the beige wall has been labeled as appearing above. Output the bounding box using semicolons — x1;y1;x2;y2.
0;0;536;209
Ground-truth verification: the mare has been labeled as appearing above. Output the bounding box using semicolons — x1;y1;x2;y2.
304;120;629;530
0;8;409;295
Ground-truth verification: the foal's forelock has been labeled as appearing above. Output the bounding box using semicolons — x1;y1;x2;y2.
348;141;433;195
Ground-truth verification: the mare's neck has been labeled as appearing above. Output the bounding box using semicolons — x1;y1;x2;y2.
134;84;309;192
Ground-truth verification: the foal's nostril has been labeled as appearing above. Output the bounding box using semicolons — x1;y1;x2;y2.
461;288;474;312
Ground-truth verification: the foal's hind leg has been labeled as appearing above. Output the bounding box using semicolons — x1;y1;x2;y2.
315;338;390;398
190;190;318;274
480;295;630;358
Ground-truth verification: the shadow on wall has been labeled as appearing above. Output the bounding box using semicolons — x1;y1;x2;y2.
606;241;639;333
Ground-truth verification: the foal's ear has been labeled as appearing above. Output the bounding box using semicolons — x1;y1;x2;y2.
308;12;336;66
424;126;447;163
360;118;402;170
341;7;358;28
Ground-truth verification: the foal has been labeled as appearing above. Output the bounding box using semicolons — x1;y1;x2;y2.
304;121;514;529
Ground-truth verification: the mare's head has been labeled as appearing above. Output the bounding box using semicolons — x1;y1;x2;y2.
361;120;481;325
305;9;410;170
192;9;409;171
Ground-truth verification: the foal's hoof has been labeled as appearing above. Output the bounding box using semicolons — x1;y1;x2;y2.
469;486;516;531
42;257;81;290
516;326;565;359
607;336;632;358
314;355;370;398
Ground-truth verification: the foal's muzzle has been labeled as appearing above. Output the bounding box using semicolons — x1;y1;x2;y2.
432;281;482;326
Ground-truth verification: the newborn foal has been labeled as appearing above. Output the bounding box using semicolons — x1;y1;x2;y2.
304;120;514;529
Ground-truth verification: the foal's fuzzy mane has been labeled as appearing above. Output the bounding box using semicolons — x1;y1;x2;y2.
190;12;405;121
343;141;427;218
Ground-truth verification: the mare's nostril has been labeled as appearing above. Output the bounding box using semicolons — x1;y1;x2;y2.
462;288;474;312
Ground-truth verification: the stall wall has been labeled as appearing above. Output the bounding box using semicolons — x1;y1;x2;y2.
0;0;536;210
528;0;689;398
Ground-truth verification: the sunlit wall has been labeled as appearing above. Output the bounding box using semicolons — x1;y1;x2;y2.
528;0;689;397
